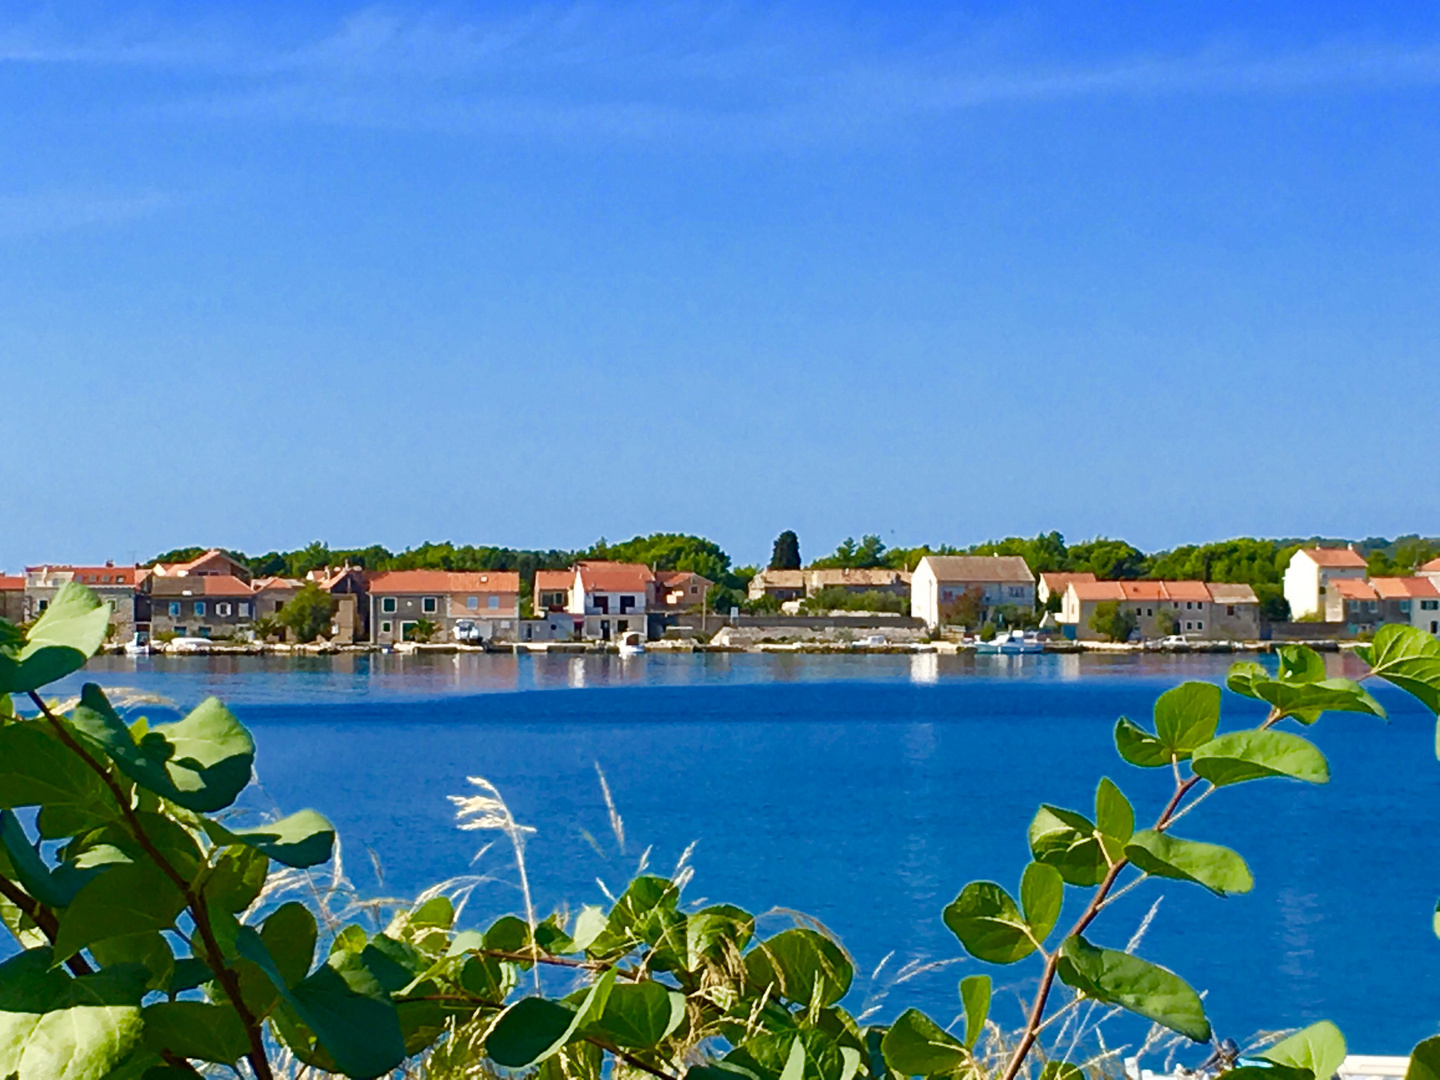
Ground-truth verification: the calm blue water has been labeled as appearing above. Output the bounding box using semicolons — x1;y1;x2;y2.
61;652;1440;1055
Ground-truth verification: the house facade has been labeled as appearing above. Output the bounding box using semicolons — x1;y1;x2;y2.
0;576;25;623
910;555;1035;629
368;570;521;644
1060;580;1261;641
566;562;655;641
655;570;713;610
533;570;574;614
747;568;910;603
309;566;370;644
1330;577;1440;637
1283;547;1367;620
141;574;257;639
24;564;138;638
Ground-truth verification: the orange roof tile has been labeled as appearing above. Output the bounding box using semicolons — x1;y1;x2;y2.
367;570;521;594
1331;579;1378;600
534;570;574;590
655;569;713;587
25;564;137;585
1118;581;1169;601
148;575;255;598
576;562;654;592
1422;558;1440;573
1300;547;1367;568
1370;577;1440;599
1160;580;1211;601
0;576;23;591
252;577;304;592
1070;582;1127;601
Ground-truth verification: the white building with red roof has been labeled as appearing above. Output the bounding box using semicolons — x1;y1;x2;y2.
561;562;656;641
1283;546;1368;620
23;563;139;634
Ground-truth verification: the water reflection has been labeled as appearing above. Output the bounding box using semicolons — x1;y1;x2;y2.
66;649;1260;707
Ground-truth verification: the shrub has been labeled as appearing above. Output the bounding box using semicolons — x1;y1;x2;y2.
1090;600;1137;642
276;581;332;643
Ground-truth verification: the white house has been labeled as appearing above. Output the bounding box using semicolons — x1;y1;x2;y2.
910;555;1035;630
566;562;655;641
1283;547;1367;620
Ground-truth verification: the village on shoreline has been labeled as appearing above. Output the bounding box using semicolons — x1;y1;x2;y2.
6;534;1438;657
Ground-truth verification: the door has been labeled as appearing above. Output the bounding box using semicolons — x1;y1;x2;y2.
600;619;611;641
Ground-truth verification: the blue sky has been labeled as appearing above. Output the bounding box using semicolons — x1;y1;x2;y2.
2;2;1438;569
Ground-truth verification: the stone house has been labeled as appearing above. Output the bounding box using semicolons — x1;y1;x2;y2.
747;568;910;604
368;570;521;644
655;570;713;610
910;556;1035;629
1060;580;1260;641
140;574;257;639
24;564;138;639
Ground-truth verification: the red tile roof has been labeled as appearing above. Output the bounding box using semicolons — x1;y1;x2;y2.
367;570;521;594
576;562;654;592
1371;577;1440;600
1070;582;1127;601
0;576;23;591
1422;558;1440;573
655;569;713;587
25;565;137;585
148;575;256;598
534;570;574;591
1069;580;1258;604
1118;581;1169;601
1300;547;1367;568
252;577;304;592
1160;580;1211;601
1331;579;1378;600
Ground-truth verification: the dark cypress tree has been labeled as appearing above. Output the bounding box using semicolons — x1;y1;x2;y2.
770;530;801;570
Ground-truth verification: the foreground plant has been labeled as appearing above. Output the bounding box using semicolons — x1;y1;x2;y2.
1;583;1438;1080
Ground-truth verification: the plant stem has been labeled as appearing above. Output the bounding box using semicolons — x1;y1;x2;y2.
0;873;93;975
1001;762;1203;1080
585;1038;681;1080
28;691;275;1080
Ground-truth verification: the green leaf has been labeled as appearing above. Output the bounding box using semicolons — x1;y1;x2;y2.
880;1009;967;1076
236;925;407;1079
1028;805;1108;886
1153;682;1222;757
203;810;334;869
141;1001;250;1065
942;881;1036;964
1124;830;1254;896
585;979;685;1048
1357;624;1440;716
686;904;754;970
485;967;616;1068
53;863;186;962
728;1028;850;1080
1095;777;1134;860
570;905;608;953
1114;717;1172;768
1191;730;1329;787
261;903;317;989
1262;1020;1347;1080
0;723;113;830
1227;661;1270;700
1249;678;1385;725
1019;863;1064;944
588;876;680;955
688;1064;761;1080
780;1038;807;1080
69;686;254;813
1407;1036;1440;1080
0;584;111;694
1055;935;1209;1042
0;948;145;1080
408;895;454;930
743;928;852;1008
1277;645;1328;684
0;810;110;908
201;845;269;914
88;932;173;992
1039;1064;1084;1080
959;975;990;1050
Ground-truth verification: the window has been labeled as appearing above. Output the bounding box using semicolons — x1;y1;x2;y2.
467;596;479;610
197;627;211;638
620;595;636;613
216;602;230;616
1227;605;1236;616
422;597;437;614
488;595;499;609
1367;601;1377;612
1423;600;1440;611
174;626;186;636
1146;608;1153;617
1197;621;1204;630
1400;600;1412;613
1186;622;1193;630
239;601;252;617
36;600;47;613
194;601;206;616
169;602;182;617
382;597;397;614
381;620;392;633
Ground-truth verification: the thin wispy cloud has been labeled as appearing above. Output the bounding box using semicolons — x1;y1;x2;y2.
0;191;171;239
3;4;1439;143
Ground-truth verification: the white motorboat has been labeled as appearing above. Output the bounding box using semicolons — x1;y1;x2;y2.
974;629;1045;655
123;634;152;656
617;631;646;656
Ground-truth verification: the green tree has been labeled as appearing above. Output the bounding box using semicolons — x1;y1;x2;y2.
275;582;333;644
769;530;801;570
812;535;887;569
1090;600;1137;642
408;618;437;643
1155;609;1180;637
951;585;986;628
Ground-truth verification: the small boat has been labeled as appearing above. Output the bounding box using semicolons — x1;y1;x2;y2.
975;629;1045;655
123;634;152;656
617;631;646;657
